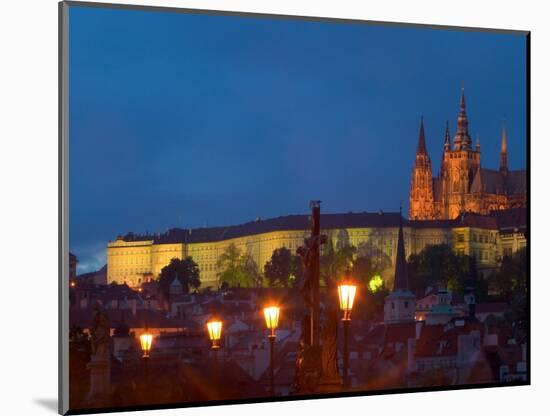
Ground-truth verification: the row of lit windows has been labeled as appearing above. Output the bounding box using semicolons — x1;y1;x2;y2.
111;268;150;276
111;257;150;266
472;233;494;244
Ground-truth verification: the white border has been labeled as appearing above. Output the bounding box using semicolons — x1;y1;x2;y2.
1;1;548;415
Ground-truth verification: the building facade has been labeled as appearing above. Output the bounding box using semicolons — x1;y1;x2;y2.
409;90;527;221
106;209;526;289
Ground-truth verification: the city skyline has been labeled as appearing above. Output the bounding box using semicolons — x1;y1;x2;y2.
69;7;527;273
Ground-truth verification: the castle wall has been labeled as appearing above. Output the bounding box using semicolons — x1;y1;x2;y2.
106;222;516;290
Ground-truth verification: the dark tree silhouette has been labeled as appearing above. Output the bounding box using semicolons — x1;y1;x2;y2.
320;239;355;286
406;243;489;299
158;257;201;299
216;244;261;288
351;255;380;286
264;247;304;288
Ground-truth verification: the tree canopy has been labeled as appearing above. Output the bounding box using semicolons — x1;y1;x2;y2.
320;239;355;287
489;247;527;295
407;243;486;298
216;243;261;288
489;247;527;331
264;247;304;288
158;257;201;299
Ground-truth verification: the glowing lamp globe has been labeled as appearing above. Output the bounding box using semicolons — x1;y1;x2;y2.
263;306;280;337
338;283;357;320
207;320;223;349
139;332;153;358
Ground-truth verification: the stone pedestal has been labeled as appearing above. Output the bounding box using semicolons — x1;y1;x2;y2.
82;356;111;408
294;345;322;394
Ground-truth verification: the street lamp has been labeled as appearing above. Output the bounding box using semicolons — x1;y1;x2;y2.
206;318;223;397
139;329;153;387
207;319;223;350
338;282;357;388
263;306;280;396
139;331;153;359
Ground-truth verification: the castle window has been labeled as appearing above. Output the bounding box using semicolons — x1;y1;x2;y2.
405;301;409;308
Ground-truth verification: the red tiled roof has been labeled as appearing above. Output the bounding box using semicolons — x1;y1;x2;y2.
415;322;483;358
69;308;186;329
384;322;416;344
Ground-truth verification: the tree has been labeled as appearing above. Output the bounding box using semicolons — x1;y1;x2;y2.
407;244;471;296
320;239;356;286
241;252;263;288
264;248;292;287
490;247;527;331
363;277;390;320
216;243;260;288
158;257;201;300
490;247;527;296
264;247;304;288
351;255;383;287
289;254;305;288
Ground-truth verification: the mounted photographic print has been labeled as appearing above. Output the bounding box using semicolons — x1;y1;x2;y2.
59;1;530;414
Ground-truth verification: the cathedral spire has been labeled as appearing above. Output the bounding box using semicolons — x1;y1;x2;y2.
444;120;451;151
393;208;409;291
500;125;508;172
453;87;472;150
416;116;427;154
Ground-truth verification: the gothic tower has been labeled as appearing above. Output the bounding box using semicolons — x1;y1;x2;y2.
409;117;435;220
439;89;481;219
500;125;508;174
384;211;416;324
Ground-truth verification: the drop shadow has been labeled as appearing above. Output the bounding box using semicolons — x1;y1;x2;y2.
34;398;58;413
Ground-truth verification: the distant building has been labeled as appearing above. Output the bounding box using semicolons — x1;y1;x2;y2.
107;208;526;289
409;90;526;221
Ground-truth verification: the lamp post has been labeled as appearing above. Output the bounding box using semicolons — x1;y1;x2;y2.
338;282;357;388
263;306;280;396
207;319;223;353
207;319;223;397
139;331;153;359
207;319;223;350
139;329;153;386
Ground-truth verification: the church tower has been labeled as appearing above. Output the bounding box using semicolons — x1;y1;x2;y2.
500;125;508;174
439;89;481;219
409;117;435;220
384;211;416;324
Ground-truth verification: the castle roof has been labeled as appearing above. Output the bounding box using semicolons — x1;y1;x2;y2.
470;168;526;195
119;212;406;244
490;207;526;232
409;211;497;229
114;208;525;246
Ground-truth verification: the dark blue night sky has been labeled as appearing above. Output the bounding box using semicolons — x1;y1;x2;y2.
69;5;527;273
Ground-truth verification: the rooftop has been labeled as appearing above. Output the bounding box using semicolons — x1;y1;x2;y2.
113;208;527;245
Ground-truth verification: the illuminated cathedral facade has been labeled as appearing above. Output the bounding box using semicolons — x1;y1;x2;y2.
409;90;527;221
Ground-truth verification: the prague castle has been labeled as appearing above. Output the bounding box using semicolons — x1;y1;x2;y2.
107;209;526;289
106;89;527;290
409;90;527;221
